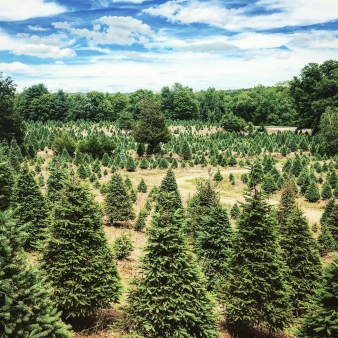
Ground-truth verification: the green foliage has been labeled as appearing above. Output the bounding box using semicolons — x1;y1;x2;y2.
126;206;218;338
41;178;122;318
112;232;134;260
220;111;246;132
213;169;223;182
77;134;115;159
224;187;291;334
139;157;149;169
230;203;240;219
137;178;147;193
0;210;73;338
134;209;147;232
317;226;336;256
305;180;321;202
321;181;333;199
52;132;76;157
105;173;135;224
181;139;192;160
327;204;338;245
126;156;136;172
262;172;278;194
297;256;338;338
0;160;14;211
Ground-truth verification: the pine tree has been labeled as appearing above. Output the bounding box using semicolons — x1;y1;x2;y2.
291;155;302;177
126;156;136;172
328;169;337;188
321;181;333;199
279;207;322;316
156;168;183;212
134;208;147;232
47;160;68;203
137;178;147;193
230;203;240;219
196;204;233;289
317;225;336;256
305;180;321;202
139;157;149;169
327;204;338;245
320;199;336;226
136;143;145;157
11;163;49;250
101;152;110;166
181;139;192;160
41;178;122;318
262;172;278;194
213;168;223;182
297;256;338;338
0;160;14;211
76;163;87;179
224;187;291;334
105;173;135;224
228;155;237;166
0;210;72;338
126;202;218;338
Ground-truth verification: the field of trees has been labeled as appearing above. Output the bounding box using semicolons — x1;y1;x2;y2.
1;59;338;338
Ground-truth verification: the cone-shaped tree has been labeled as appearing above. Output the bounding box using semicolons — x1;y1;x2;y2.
327;204;338;245
11;163;49;249
321;181;333;200
320;198;335;226
126;196;218;337
156;167;182;212
317;225;336;256
223;186;291;334
0;160;14;211
47;160;68;204
104;172;135;224
139;157;149;169
291;155;302;177
279;207;322;316
230;203;240;219
134;208;147;232
297;255;338;338
126;156;136;172
213;169;223;182
0;210;72;338
305;180;321;202
41;178;122;318
196;203;233;289
262;172;278;194
248;160;264;187
137;178;147;193
181;139;192;160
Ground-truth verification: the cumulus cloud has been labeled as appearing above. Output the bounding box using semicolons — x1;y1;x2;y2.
53;16;153;45
28;33;72;47
0;0;66;21
28;25;49;31
0;62;33;73
55;61;65;64
176;41;239;53
143;0;338;31
13;44;77;58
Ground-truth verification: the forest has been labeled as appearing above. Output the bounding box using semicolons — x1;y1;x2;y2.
0;59;338;338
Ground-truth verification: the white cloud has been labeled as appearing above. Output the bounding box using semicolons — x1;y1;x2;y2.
0;62;34;73
143;0;338;31
28;33;73;47
28;25;49;31
54;16;153;45
55;61;65;64
0;0;67;21
276;52;291;59
13;44;77;58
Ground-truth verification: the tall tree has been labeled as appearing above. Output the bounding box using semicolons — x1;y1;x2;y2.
319;107;338;156
132;96;171;154
126;199;218;337
41;178;122;318
0;210;72;338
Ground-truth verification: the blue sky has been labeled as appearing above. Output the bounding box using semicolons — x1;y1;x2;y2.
1;0;338;92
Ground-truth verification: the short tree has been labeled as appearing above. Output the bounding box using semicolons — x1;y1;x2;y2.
304;180;321;202
112;232;134;260
137;178;147;193
213;169;223;182
321;181;333;199
41;178;122;318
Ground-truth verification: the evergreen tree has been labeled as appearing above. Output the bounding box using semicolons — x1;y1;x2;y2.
156;168;183;212
11;163;49;250
328;169;337;188
320;198;336;226
291;155;302;177
224;186;291;334
134;208;147;232
262;172;278;194
213;168;223;182
228;155;237;166
137;178;147;193
136;143;145;157
0;210;72;338
124;176;133;189
0;160;14;211
76;163;87;179
230;203;240;219
126;156;136;172
297;256;338;338
47;160;68;203
317;225;336;256
248;160;264;187
139;157;149;169
181;139;192;160
321;181;333;199
105;173;135;224
334;184;338;198
196;204;233;289
305;180;321;202
41;178;122;318
327;204;338;245
279;207;322;316
101;152;110;166
127;202;218;338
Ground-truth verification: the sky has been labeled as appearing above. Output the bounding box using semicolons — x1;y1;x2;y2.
0;0;338;93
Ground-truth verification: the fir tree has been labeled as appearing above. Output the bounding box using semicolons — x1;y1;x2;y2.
126;156;136;172
230;203;240;219
11;163;49;250
262;172;278;194
224;186;291;334
134;208;147;232
213;168;223;182
328;169;337;189
317;225;336;256
156;168;183;212
76;164;87;179
136;143;145;157
297;256;338;338
47;160;68;204
321;181;333;199
105;173;135;224
0;210;72;338
139;157;149;169
101;152;110;166
127;202;218;338
137;178;147;193
279;207;322;316
181;139;192;160
124;176;133;189
0;160;14;211
228;155;237;166
291;155;302;177
327;204;338;245
41;178;122;318
130;188;137;203
196;204;233;289
305;180;321;202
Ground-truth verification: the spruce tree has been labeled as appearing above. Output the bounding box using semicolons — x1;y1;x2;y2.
224;186;291;334
327;204;338;245
291;155;302;177
320;199;336;226
139;157;149;169
213;168;223;182
105;172;135;224
305;180;321;202
11;163;49;250
262;172;278;194
0;160;14;211
297;256;338;338
279;207;322;316
127;200;218;338
156;168;183;212
230;203;240;219
47;160;68;204
317;225;336;256
321;181;333;199
41;178;122;318
126;156;136;172
0;210;72;338
137;178;147;193
196;203;233;289
134;208;147;232
181;139;192;160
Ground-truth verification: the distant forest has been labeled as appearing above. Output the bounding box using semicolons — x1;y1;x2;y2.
13;59;338;132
